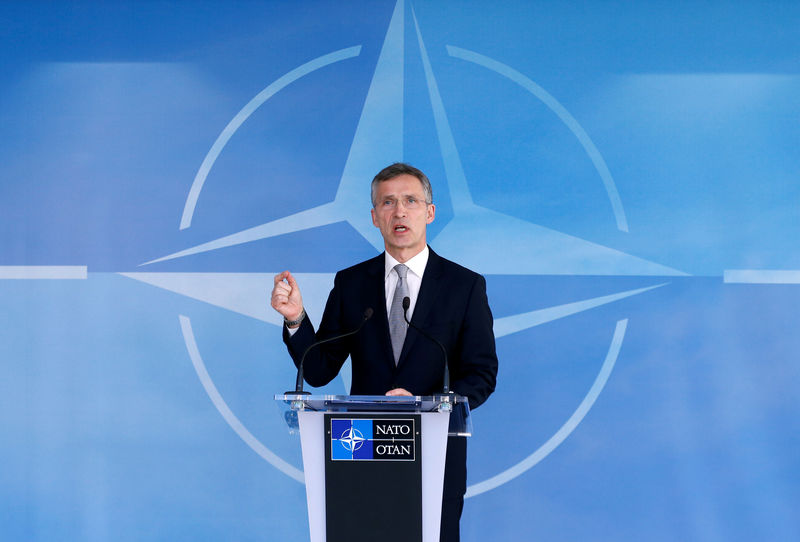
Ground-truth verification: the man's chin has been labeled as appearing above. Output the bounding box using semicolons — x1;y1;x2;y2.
388;236;413;248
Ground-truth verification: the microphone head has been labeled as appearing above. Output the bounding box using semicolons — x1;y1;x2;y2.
363;307;374;320
402;296;410;311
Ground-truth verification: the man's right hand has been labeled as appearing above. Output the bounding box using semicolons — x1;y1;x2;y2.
271;271;304;326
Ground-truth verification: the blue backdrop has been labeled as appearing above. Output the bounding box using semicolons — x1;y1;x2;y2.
2;1;799;540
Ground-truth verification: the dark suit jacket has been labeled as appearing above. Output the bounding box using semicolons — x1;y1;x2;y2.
283;247;498;496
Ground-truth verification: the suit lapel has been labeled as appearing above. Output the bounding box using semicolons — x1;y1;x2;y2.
398;247;444;366
366;253;397;370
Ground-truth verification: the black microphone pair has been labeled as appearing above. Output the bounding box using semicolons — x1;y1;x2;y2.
290;303;451;396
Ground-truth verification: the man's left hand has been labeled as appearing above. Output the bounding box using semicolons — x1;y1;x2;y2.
385;388;413;396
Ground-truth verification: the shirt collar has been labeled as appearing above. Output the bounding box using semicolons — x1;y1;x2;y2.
383;245;429;280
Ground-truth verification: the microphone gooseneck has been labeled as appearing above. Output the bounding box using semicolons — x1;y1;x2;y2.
402;296;450;394
290;307;373;394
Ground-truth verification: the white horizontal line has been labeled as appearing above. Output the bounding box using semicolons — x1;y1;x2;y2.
0;266;88;279
724;270;800;284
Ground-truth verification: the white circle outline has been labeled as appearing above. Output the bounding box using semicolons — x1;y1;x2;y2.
179;46;631;496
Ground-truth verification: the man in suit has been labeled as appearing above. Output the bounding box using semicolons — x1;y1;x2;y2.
270;163;498;542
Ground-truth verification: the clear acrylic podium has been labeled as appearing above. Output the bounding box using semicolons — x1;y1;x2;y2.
275;394;472;542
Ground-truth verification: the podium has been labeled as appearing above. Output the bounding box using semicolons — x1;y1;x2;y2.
275;394;472;542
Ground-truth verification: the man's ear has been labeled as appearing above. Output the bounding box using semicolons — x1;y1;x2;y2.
371;207;379;227
426;203;436;224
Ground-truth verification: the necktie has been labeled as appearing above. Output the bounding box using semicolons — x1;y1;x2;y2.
389;264;410;364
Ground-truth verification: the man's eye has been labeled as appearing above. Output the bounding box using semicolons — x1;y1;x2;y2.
383;200;394;206
407;197;417;204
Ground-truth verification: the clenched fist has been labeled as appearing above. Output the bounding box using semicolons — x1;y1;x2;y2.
271;271;304;326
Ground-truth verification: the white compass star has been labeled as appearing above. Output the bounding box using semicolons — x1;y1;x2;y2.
340;427;366;453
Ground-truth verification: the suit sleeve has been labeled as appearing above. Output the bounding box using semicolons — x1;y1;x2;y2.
450;274;498;410
282;272;351;388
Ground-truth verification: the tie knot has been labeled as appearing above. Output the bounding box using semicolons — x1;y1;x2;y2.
394;264;408;280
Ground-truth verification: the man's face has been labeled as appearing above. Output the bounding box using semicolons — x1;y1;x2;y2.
371;174;435;261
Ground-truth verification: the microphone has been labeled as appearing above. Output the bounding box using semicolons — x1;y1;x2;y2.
402;297;450;395
289;307;374;395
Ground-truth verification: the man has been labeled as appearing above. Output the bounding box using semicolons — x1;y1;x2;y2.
270;163;498;542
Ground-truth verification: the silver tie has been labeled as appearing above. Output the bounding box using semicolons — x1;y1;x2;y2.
389;264;410;364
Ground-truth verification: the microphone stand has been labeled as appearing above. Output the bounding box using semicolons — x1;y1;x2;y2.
288;307;373;395
402;297;451;395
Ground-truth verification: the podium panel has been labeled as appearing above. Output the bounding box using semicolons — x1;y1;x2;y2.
324;413;422;541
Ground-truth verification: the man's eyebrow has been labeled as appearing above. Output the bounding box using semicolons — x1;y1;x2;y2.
380;192;424;199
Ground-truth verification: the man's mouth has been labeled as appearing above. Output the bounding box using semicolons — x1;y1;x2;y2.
394;225;408;232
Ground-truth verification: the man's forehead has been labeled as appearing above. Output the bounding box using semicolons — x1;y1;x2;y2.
376;175;425;196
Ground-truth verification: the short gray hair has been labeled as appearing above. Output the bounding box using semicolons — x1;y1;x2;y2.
370;163;433;207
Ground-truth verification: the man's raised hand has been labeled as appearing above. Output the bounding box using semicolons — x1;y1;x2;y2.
271;271;304;325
